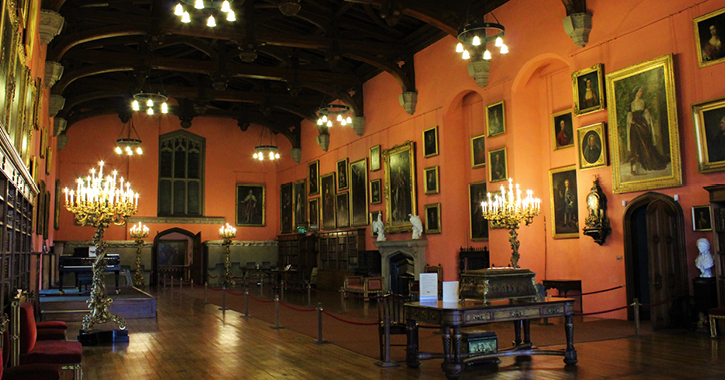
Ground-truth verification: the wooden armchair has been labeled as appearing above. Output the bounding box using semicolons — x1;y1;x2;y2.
343;276;384;301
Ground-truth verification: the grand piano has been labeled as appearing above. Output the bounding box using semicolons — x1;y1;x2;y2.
59;247;121;293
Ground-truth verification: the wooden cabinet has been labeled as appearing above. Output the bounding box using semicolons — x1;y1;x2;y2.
316;228;366;290
277;233;317;282
705;185;725;307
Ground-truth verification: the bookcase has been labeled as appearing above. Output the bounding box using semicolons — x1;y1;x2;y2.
316;228;366;290
276;233;317;283
705;185;725;308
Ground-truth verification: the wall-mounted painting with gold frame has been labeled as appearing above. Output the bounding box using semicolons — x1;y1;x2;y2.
308;197;319;231
694;7;725;68
308;160;319;196
383;140;416;233
605;54;681;193
572;63;605;116
488;147;507;183
486;101;505;137
551;109;574;150
423;166;439;195
549;165;579;239
370;178;382;204
236;183;266;227
337;157;349;191
320;172;336;230
470;134;486;168
349;158;368;226
293;179;306;229
423;126;438;158
424;203;441;234
369;144;381;171
693;96;725;173
577;122;608;170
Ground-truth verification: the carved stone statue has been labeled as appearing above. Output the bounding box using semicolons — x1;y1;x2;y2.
409;214;423;240
695;238;714;278
373;213;386;242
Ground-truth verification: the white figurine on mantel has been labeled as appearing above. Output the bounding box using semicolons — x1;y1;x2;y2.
410;214;423;240
695;238;714;278
373;213;386;242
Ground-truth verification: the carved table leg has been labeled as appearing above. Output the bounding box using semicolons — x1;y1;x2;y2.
564;314;578;365
523;320;532;347
406;318;420;368
513;320;522;346
442;324;463;380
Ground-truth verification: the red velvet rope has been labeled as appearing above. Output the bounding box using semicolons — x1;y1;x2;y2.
248;293;275;303
310;288;339;295
279;301;316;312
321;310;378;326
207;286;224;292
207;274;218;278
576;305;629;316
226;289;246;296
580;285;623;296
575;290;686;316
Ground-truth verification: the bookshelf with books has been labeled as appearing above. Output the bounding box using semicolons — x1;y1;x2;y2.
705;185;725;307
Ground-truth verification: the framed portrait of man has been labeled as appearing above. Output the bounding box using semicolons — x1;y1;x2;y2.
694;7;725;67
350;158;368;226
549;165;579;239
692;205;713;232
577;122;608;170
336;192;350;228
572;63;605;116
486;101;505;137
551;109;574;150
370;178;382;204
293;179;306;229
383;141;417;233
424;166;439;195
488;147;507;183
370;145;381;171
309;197;320;231
337;158;349;191
236;183;265;227
308;160;319;196
693;96;725;173
605;54;681;193
320;173;336;230
424;203;441;234
423;126;439;158
280;182;293;233
470;134;486;168
469;181;488;241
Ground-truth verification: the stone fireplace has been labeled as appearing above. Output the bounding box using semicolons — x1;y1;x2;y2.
373;239;427;293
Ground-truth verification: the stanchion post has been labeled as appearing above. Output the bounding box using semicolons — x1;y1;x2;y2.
340;288;346;314
281;280;285;301
312;302;329;344
180;277;183;290
633;298;641;336
170;276;174;289
307;283;312;307
270;295;285;329
191;279;194;291
260;274;264;296
219;286;227;311
204;282;208;304
240;290;250;318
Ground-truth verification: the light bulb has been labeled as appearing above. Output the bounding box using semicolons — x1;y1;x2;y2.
455;42;463;53
181;11;191;23
495;36;503;47
341;119;347;126
326;120;332;127
194;0;204;9
500;44;509;54
221;0;230;12
472;35;481;46
275;153;280;159
136;147;143;155
259;154;264;161
161;102;168;114
346;116;352;124
462;50;470;60
174;3;183;16
317;118;323;126
115;146;122;154
132;100;139;111
483;50;492;60
147;107;154;115
321;115;328;123
337;114;343;122
269;152;274;160
207;15;216;27
226;10;235;21
146;99;153;107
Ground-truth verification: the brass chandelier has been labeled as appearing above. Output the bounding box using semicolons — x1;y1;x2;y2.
174;0;236;27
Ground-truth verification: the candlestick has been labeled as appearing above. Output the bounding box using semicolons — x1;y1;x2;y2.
219;223;237;286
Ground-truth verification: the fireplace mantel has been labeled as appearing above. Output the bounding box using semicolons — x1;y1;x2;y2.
374;239;427;292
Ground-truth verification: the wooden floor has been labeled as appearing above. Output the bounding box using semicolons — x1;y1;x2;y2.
68;287;725;380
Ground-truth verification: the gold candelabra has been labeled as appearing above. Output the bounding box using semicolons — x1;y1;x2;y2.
219;223;237;286
63;161;138;332
481;178;540;268
129;222;149;288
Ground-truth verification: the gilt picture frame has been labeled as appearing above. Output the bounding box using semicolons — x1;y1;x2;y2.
336;191;350;228
471;134;486;168
280;182;293;234
605;54;681;194
350;158;368;226
383;140;417;233
694;7;725;68
572;63;605;116
337;158;349;191
486;101;505;137
549;165;579;239
236;183;266;227
577;122;608;170
424;166;439;195
293;179;307;229
692;205;713;232
692;96;725;173
423;126;439;158
552;109;574;150
424;203;441;234
370;178;382;204
308;160;319;196
320;173;336;230
370;145;381;171
469;181;488;241
488;147;507;183
308;197;320;231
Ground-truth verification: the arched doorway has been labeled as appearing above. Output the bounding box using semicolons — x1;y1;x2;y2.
152;228;202;286
623;192;688;329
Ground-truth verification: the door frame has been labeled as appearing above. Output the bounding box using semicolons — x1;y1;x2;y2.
623;192;688;323
152;227;202;286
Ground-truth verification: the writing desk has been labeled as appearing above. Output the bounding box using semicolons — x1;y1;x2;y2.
543;279;582;313
405;297;577;379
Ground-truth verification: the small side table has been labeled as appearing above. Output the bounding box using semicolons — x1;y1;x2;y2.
543;279;582;313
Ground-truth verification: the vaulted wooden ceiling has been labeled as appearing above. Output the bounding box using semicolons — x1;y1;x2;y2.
46;0;509;148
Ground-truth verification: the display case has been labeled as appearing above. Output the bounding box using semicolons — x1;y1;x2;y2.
705;184;725;307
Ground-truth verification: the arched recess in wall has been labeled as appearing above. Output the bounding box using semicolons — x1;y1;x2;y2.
152;227;202;286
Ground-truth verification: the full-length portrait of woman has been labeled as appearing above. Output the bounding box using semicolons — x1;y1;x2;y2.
626;87;668;174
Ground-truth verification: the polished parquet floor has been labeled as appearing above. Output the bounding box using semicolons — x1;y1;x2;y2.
67;285;725;380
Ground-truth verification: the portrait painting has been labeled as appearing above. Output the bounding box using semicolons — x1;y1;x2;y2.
383;141;417;233
423;126;439;158
293;179;307;229
308;197;320;231
336;192;350;228
572;63;605;116
158;240;187;267
424;203;441;234
370;178;382;204
470;134;486;168
693;205;713;232
337;158;349;191
577;122;608;170
605;54;681;193
320;173;336;230
694;7;725;67
54;179;61;230
488;147;507;183
370;145;381;171
469;181;488;241
424;166;439;195
486;101;505;137
0;7;17;128
350;158;368;226
549;165;579;239
236;183;265;227
45;147;52;175
692;96;725;173
552;109;574;150
279;182;293;233
308;160;319;196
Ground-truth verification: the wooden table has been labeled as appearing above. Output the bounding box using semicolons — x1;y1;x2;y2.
405;297;577;379
543;279;582;313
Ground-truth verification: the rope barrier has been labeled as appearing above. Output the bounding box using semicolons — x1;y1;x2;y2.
279;301;316;312
576;305;629;316
580;285;623;296
207;274;218;279
248;293;275;303
226;289;247;297
310;287;339;295
321;310;378;326
207;286;224;292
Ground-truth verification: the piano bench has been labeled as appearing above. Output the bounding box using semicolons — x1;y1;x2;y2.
77;273;92;292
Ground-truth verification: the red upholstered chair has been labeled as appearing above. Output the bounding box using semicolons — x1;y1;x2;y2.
19;303;66;341
36;321;68;331
1;323;60;380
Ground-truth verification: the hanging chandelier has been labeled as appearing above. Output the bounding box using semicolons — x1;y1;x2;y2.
174;0;236;27
316;103;353;128
455;16;509;61
115;117;143;156
131;92;168;115
252;127;280;161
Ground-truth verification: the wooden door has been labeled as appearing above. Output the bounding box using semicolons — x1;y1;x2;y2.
191;232;203;284
646;199;683;330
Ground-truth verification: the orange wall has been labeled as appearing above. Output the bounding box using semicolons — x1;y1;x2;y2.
55;0;725;319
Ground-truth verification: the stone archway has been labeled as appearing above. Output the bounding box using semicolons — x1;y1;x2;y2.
152;227;202;286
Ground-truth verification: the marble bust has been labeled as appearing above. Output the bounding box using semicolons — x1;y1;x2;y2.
373;213;386;242
409;214;423;240
695;238;714;278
